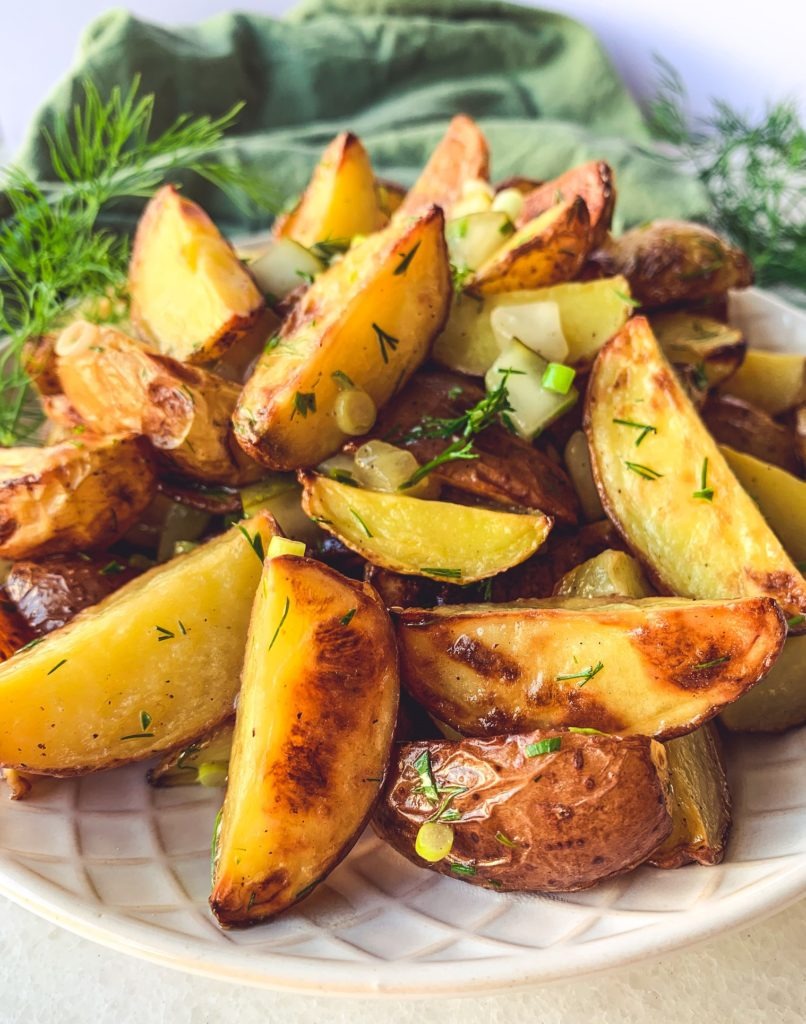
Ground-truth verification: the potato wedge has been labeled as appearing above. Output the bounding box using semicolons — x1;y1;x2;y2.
590;220;753;308
210;554;398;926
585;317;806;622
234;207;451;470
703;395;799;475
395;596;785;739
433;276;634;375
376;178;406;217
0;435;156;560
721;634;806;732
0;513;278;774
55;321;262;485
273;132;387;247
129;185;265;363
301;474;552;583
553;548;653;598
649;724;731;868
148;718;234;788
373;730;672;892
465;197;590;296
651;312;746;387
367;371;580;523
395;114;489;219
517;160;615;249
719;348;806;415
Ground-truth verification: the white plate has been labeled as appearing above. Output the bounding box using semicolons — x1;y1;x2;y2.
0;288;804;996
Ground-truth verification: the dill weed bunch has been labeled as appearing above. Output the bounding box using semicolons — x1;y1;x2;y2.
649;57;806;290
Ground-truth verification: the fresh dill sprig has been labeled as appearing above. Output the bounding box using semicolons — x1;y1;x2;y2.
649;56;806;289
0;76;277;446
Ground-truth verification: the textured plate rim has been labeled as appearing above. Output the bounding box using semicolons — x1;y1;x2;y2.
0;286;804;996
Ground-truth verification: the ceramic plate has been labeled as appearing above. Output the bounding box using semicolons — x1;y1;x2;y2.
0;288;804;996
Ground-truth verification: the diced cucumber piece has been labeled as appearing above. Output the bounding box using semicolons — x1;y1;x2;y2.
490;300;569;363
446;211;514;273
248;238;325;300
486;340;577;440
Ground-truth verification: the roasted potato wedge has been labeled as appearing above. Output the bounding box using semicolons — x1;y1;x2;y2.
301;474;553;583
721;634;806;732
210;554;399;926
55;321;262;485
129;184;265;363
234;206;451;469
368;371;579;523
517;160;615;249
652;312;746;388
720;349;806;415
147;718;234;788
395;596;785;739
0;512;278;774
703;395;799;474
433;276;634;375
465;197;590;296
585;317;806;622
553;548;653;598
373;730;672;892
589;220;753;308
6;555;137;636
649;724;731;868
395;114;489;219
375;178;406;217
273;132;387;247
0;435;156;560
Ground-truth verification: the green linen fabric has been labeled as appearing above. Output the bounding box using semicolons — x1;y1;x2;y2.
14;0;707;234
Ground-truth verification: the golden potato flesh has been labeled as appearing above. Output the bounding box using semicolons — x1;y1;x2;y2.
373;730;672;892
210;555;399;926
395;596;785;739
517;160;615;249
55;321;262;485
129;184;265;363
465;197;591;296
719;348;806;415
590;220;753;308
0;435;156;560
585;317;806;622
395;114;490;219
301;474;553;583
649;724;731;869
233;206;451;469
651;312;747;388
0;513;278;775
273;132;388;247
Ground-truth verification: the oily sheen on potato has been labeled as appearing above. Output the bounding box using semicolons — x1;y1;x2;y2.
210;555;398;926
394;596;786;739
585;316;806;623
373;730;672;892
0;513;278;774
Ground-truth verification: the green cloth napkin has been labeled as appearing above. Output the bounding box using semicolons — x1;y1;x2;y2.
15;0;707;234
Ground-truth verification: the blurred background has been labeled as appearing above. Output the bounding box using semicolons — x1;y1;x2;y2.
1;0;804;156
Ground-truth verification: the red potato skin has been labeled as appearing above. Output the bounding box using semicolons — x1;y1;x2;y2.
374;730;672;892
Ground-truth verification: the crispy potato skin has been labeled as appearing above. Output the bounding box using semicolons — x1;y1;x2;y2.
273;132;388;246
0;513;278;775
589;220;753;308
129;184;265;363
394;596;785;739
704;394;800;475
364;371;580;524
396;114;490;219
210;556;399;926
467;197;591;296
234;207;451;470
649;724;731;869
517;161;615;249
585;317;806;622
56;322;263;485
373;730;672;892
6;556;137;636
0;435;156;560
301;473;553;583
